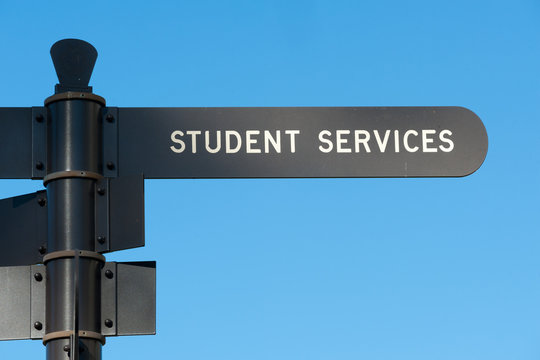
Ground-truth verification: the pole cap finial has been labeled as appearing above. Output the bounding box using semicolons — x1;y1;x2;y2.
50;39;97;94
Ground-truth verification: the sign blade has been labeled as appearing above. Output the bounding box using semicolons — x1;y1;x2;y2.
0;108;33;179
0;191;47;266
0;266;32;341
117;107;487;178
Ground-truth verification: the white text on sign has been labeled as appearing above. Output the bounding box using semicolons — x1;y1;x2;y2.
170;129;454;154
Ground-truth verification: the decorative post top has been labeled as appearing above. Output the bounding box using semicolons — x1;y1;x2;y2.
50;39;97;94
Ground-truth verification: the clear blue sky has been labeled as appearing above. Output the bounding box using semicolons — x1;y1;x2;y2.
1;1;539;359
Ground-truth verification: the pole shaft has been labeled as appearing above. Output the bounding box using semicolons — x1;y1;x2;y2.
45;97;104;360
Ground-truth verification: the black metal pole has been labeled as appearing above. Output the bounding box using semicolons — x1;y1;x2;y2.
44;92;105;360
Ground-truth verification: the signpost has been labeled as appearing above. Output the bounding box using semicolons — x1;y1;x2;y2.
0;39;488;360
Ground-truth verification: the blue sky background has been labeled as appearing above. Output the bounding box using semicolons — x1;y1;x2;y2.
1;1;539;359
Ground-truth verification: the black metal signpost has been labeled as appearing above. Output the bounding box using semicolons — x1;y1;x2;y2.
0;39;488;360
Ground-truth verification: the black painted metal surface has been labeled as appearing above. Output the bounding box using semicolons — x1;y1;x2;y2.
0;106;488;180
0;191;47;266
100;263;117;337
116;262;156;336
0;177;144;266
101;262;156;337
31;264;47;340
94;175;145;254
108;175;145;253
101;108;118;178
45;94;104;360
0;264;46;341
0;108;32;178
32;107;48;179
0;261;155;342
50;39;97;94
117;106;488;178
0;266;32;340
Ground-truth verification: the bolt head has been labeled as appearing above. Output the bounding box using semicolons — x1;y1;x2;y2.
37;198;46;207
36;114;44;123
35;161;44;170
106;114;115;123
97;187;106;195
38;246;47;255
34;273;43;282
33;321;43;331
97;236;106;244
106;162;115;170
104;319;113;328
105;269;114;279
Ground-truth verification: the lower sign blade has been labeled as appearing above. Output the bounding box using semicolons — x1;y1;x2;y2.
117;106;487;178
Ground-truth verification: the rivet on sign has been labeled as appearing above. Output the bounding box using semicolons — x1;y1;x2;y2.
33;321;43;331
97;236;106;244
105;269;114;279
104;319;113;328
35;161;44;170
34;273;43;282
106;162;115;170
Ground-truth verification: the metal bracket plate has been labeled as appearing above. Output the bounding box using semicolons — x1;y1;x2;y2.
101;262;117;336
102;107;118;178
30;264;46;339
31;107;47;179
95;179;110;253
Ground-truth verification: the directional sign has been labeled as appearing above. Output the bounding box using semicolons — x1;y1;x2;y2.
117;106;487;178
0;106;487;179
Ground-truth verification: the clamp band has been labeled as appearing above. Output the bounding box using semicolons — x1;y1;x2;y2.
43;170;103;186
44;91;106;106
42;330;106;345
43;250;105;264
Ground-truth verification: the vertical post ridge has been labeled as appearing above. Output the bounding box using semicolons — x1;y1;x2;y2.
70;251;80;360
